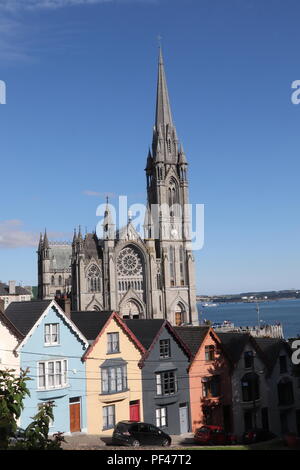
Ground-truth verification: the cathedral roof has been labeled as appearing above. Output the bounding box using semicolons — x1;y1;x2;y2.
83;233;100;259
48;243;72;270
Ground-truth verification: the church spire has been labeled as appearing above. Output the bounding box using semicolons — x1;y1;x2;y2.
155;47;173;130
43;229;49;249
152;48;179;163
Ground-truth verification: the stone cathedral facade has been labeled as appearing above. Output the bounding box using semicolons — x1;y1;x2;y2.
38;50;198;326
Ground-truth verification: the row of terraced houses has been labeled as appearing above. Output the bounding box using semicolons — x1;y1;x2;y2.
0;299;299;439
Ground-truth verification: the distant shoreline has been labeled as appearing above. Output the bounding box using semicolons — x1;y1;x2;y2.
196;297;299;304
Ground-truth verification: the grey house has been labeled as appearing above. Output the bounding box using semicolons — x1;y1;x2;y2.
218;332;300;438
217;332;270;438
255;337;299;436
124;319;192;435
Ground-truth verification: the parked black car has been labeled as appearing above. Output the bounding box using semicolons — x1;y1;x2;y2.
242;428;276;444
112;421;172;447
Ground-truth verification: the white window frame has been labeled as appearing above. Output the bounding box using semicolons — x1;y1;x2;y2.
156;407;167;428
44;323;60;346
38;359;68;390
156;371;177;396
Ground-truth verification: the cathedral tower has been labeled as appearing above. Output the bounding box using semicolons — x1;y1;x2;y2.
145;48;198;325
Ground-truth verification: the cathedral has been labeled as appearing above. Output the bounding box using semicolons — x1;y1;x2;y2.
37;50;198;326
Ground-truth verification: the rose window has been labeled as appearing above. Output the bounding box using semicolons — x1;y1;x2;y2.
117;247;142;277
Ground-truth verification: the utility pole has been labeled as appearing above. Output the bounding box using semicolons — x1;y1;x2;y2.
251;352;257;429
256;302;260;328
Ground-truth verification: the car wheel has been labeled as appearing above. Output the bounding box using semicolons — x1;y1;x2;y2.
162;438;170;447
131;439;141;448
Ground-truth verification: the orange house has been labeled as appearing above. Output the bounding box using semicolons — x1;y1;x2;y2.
174;326;232;432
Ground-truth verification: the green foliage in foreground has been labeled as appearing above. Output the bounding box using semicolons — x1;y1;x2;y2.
0;368;65;450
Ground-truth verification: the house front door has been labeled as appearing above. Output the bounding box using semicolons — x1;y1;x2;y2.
129;400;140;421
69;397;81;433
179;403;189;434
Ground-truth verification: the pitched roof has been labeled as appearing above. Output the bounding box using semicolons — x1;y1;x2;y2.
123;319;165;349
173;326;210;356
4;300;52;336
70;311;113;342
217;332;252;365
255;337;291;370
48;244;72;270
0;311;24;340
0;282;31;296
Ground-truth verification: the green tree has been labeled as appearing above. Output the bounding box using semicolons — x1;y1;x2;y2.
0;368;65;450
0;368;30;450
20;402;65;450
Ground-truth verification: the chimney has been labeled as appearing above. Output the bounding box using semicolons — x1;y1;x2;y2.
55;294;71;319
8;280;16;295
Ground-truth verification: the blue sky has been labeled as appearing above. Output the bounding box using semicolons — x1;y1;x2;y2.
0;0;299;295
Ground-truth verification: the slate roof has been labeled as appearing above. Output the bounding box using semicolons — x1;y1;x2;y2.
173;326;210;356
255;337;291;370
0;311;24;340
0;283;31;296
217;332;252;365
83;233;101;260
4;300;52;336
49;244;72;271
123;319;165;350
70;311;113;342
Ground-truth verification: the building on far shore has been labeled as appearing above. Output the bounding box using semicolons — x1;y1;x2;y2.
0;281;32;311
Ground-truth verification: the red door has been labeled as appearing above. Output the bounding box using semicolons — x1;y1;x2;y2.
129;400;140;421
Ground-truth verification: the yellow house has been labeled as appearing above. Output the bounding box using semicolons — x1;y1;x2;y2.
71;311;145;434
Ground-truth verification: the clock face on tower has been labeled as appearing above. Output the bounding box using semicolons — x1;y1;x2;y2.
117;246;143;277
171;228;178;239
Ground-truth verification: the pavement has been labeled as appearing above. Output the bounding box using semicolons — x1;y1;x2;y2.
61;432;195;450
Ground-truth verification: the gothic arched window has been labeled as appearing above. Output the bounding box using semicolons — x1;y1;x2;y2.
169;245;175;286
87;264;101;293
168;178;180;217
179;246;185;286
175;303;186;326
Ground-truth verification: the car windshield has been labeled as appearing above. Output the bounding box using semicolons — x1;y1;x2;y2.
116;423;131;432
197;427;210;433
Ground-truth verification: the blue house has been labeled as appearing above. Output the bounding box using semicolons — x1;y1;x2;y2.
4;300;89;435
